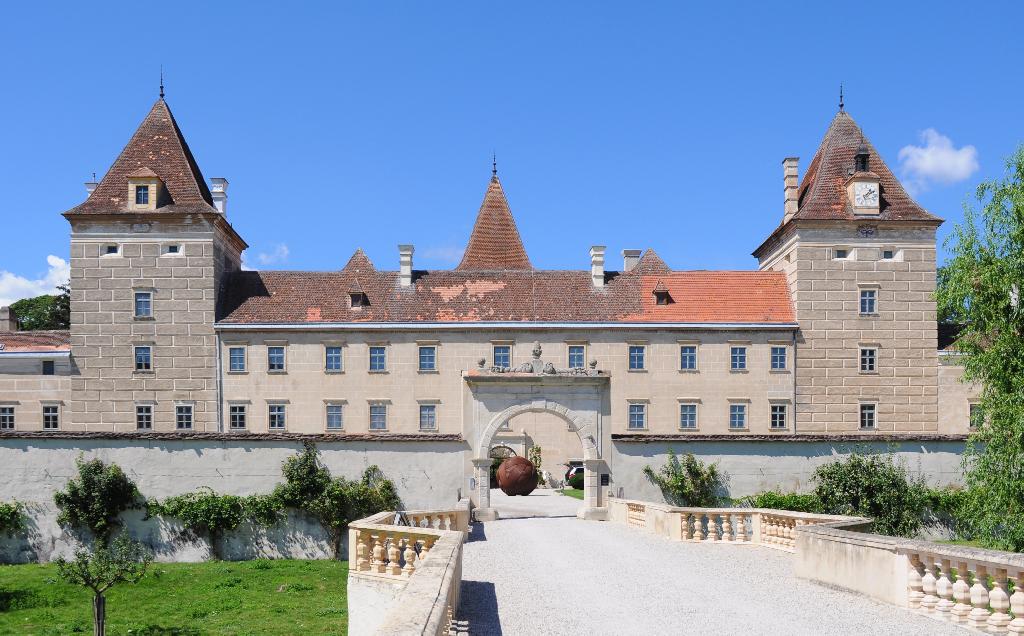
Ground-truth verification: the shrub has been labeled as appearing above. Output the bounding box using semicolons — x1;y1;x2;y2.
568;473;584;490
148;488;282;559
273;441;332;509
0;501;25;535
743;490;822;513
642;450;723;507
309;465;402;558
54;458;140;545
812;453;929;537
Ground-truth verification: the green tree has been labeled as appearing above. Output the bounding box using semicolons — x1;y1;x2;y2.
10;284;70;330
937;146;1024;550
642;450;723;507
54;458;140;545
56;534;152;636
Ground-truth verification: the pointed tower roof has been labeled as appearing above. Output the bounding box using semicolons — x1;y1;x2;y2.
456;175;532;271
793;111;941;223
65;99;216;215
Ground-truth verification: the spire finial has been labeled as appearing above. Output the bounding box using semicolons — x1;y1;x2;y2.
839;83;844;112
492;152;497;177
159;65;165;99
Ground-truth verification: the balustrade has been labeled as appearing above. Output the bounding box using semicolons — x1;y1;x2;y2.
626;503;646;528
352;525;442;579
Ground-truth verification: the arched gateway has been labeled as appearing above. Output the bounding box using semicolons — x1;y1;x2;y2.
464;343;609;521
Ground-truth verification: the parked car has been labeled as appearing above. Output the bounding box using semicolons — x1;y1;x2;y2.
564;463;584;485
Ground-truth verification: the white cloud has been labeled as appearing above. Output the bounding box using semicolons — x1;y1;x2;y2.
255;244;290;267
898;129;979;195
421;246;465;266
0;255;70;307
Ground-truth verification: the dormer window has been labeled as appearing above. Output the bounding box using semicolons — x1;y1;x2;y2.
350;292;369;308
135;185;149;205
653;280;673;305
127;167;162;211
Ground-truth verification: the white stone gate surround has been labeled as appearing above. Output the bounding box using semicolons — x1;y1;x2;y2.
464;348;609;521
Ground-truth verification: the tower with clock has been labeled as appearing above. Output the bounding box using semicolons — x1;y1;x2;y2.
845;142;881;215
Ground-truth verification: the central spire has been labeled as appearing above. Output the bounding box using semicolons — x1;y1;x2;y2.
456;173;532;271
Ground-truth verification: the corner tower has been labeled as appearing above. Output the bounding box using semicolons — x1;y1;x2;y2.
63;97;247;432
753;109;942;433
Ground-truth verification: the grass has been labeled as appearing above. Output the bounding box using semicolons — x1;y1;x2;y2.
561;488;584;500
0;559;347;635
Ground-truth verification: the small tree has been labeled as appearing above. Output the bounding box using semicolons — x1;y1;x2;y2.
0;501;25;535
527;446;543;485
56;534;152;636
274;441;332;508
642;450;723;507
54;458;140;545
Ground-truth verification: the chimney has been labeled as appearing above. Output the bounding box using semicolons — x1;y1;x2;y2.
783;157;799;223
399;244;414;287
622;249;642;273
210;178;229;215
0;306;17;332
590;246;606;288
84;180;98;196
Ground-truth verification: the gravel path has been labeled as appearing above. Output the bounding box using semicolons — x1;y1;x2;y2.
458;490;962;636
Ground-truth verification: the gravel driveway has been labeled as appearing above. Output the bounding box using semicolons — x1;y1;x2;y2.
458;490;963;636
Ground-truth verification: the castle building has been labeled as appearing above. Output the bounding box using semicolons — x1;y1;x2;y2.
0;96;978;516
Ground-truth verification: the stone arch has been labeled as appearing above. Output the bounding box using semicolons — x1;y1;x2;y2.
474;399;599;462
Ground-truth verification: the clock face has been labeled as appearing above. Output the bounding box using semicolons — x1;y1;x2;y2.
854;182;879;207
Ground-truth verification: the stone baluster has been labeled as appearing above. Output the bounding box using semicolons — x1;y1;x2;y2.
967;565;992;629
402;537;418;576
704;514;718;542
988;569;1012;633
935;558;954;619
950;561;972;623
735;514;747;542
907;553;925;609
761;515;772;545
419;536;433;560
681;513;693;540
783;519;794;549
373;533;387;574
921;554;939;612
1008;570;1024;634
721;514;733;542
694;513;705;541
387;535;402;576
356;531;370;571
768;516;778;545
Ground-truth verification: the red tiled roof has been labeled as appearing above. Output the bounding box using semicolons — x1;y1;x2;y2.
64;99;217;216
0;330;71;352
456;176;532;271
625;272;795;323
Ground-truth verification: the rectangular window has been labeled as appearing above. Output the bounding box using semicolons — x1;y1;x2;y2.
267;346;286;371
679;403;697;430
969;404;983;430
228;347;246;372
770;404;787;430
834;248;849;260
860;403;876;430
325;346;343;372
166;244;181;254
42;360;55;375
0;406;13;430
860;348;877;373
418;346;437;372
627;403;647;430
730;346;747;370
419;404;437;431
134;346;152;371
882;249;895;260
369;403;388;431
134;291;153;318
229;405;247;430
42;405;60;430
770;346;787;370
369;346;387;372
326;404;344;430
729;404;747;429
135;185;149;205
135;405;153;430
568;345;585;369
628;345;645;370
492;345;511;369
860;289;877;315
105;244;119;255
268;404;286;430
176;405;193;430
679;345;697;371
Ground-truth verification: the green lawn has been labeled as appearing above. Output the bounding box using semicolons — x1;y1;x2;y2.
0;559;348;635
561;488;584;500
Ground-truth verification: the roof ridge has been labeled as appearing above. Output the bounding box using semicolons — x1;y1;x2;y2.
456;175;532;271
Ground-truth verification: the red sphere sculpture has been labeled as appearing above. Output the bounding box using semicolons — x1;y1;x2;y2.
496;456;538;496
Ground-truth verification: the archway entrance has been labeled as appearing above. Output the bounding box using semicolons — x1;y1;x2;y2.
464;343;610;521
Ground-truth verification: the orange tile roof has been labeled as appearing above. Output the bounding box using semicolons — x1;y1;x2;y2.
0;330;70;353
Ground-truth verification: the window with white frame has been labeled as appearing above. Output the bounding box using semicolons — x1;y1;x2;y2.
133;291;152;318
492;345;511;369
419;404;437;431
104;244;119;256
176;404;193;430
679;345;697;371
730;346;747;371
627;402;647;430
369;403;388;431
42;405;60;430
268;404;286;430
267;346;286;372
860;289;877;315
859;403;877;430
135;185;150;205
881;249;896;260
134;346;152;371
770;404;787;430
568;345;585;369
770;346;787;370
418;346;437;372
369;346;387;372
135;405;153;430
833;248;850;260
628;345;645;371
229;405;247;430
326;403;344;430
325;346;343;372
679;403;697;430
860;347;877;373
228;346;246;372
729;403;747;429
0;406;13;430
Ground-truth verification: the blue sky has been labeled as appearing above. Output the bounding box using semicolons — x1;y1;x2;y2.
1;1;1021;304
